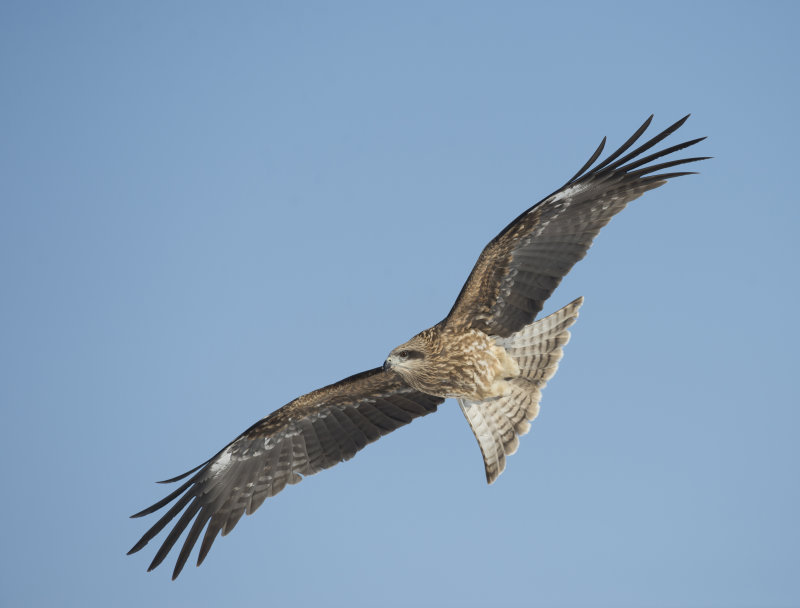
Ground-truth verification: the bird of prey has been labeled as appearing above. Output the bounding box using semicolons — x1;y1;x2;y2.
129;115;707;579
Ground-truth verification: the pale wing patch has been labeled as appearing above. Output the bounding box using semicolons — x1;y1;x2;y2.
208;447;234;477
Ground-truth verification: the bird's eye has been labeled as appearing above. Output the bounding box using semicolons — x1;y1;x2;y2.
399;350;409;359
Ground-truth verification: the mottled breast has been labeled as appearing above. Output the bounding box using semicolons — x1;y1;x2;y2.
431;329;520;400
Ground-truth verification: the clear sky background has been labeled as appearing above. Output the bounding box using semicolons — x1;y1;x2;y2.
2;2;798;607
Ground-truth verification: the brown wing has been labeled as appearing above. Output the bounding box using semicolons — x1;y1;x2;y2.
445;115;708;337
128;368;443;579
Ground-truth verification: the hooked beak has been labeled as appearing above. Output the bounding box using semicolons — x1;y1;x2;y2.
383;359;391;372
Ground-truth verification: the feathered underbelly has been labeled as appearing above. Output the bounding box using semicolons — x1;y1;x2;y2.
413;330;520;401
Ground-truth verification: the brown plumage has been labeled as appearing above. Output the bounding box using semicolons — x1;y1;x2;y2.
130;115;708;578
385;327;520;400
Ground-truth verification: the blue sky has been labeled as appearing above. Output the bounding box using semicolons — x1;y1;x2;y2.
2;2;799;606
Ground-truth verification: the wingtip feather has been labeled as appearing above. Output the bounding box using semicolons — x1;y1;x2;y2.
156;461;208;484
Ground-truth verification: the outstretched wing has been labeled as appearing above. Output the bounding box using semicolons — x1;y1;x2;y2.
128;368;443;579
445;115;708;337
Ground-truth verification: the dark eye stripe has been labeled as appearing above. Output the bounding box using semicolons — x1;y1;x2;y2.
405;350;424;360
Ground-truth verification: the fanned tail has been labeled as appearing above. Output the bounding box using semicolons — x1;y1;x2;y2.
458;297;583;483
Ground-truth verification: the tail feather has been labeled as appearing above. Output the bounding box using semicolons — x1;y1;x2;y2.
459;297;583;484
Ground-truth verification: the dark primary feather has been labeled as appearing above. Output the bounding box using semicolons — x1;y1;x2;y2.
445;115;709;337
128;368;442;579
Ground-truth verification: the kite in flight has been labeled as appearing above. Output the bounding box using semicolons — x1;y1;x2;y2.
129;115;707;578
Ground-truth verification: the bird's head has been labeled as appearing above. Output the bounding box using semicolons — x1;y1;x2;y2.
383;335;429;377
